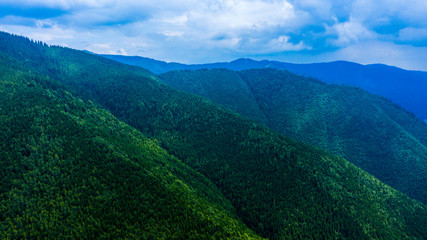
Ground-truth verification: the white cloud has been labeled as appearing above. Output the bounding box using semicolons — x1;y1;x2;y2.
323;40;427;70
266;35;310;51
179;0;303;43
326;17;377;46
161;31;184;37
0;21;75;42
155;14;188;26
93;45;129;55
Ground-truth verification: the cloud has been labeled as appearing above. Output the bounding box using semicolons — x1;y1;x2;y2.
323;40;427;70
0;0;115;10
0;0;427;70
399;27;427;42
326;17;377;47
89;43;128;55
0;20;75;42
267;35;310;51
189;0;302;31
291;0;334;20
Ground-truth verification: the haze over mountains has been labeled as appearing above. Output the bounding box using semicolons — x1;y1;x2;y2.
102;55;427;122
1;31;427;239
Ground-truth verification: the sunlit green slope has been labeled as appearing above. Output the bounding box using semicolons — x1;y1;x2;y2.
0;31;426;239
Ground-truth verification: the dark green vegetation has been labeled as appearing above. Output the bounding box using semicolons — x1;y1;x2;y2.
0;50;261;239
1;31;427;239
103;55;427;121
159;69;427;204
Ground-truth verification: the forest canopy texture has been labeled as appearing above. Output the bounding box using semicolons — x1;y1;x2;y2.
0;31;426;239
159;68;427;204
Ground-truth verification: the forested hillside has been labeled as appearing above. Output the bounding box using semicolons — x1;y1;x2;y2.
273;61;427;122
104;55;427;121
0;55;262;239
1;32;426;239
159;68;427;204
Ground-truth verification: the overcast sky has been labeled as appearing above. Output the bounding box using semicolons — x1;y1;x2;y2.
1;0;427;70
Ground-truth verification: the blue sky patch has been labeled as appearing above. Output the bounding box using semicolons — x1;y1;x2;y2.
0;6;66;19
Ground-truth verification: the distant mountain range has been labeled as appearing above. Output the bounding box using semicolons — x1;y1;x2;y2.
102;55;427;122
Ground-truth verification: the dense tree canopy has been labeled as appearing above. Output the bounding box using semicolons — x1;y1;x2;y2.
0;31;426;239
0;64;262;239
159;68;427;204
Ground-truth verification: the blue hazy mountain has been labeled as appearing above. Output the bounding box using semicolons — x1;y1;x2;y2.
101;55;427;122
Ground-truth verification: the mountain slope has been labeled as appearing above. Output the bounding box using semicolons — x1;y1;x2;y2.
1;31;426;239
159;68;427;204
157;69;267;124
274;61;427;121
103;55;427;121
0;57;262;239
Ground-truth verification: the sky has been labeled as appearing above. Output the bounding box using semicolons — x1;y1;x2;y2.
1;0;427;70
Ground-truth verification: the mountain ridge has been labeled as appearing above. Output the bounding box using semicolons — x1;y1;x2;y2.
102;54;427;121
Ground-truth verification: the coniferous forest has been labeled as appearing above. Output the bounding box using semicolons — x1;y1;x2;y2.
158;68;427;204
0;31;426;239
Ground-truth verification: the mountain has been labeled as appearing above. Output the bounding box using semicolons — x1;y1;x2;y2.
159;68;427;204
1;31;427;239
269;61;427;122
102;55;427;121
101;54;190;74
0;41;261;240
100;55;269;74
